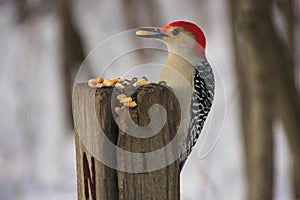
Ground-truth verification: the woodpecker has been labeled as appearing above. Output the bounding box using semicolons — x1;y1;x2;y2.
136;21;214;169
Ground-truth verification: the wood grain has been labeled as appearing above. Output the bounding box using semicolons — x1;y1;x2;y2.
117;84;180;200
74;83;118;200
73;83;181;200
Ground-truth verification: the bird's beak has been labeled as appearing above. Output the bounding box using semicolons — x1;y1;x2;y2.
136;27;168;39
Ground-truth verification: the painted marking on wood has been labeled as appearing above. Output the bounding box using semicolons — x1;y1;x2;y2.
83;152;96;200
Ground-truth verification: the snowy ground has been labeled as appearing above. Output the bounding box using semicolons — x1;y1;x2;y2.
0;0;292;199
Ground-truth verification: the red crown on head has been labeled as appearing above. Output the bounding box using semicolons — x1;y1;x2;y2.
164;21;206;49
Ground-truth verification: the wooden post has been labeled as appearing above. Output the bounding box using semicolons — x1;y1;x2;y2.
117;84;181;200
73;83;118;200
73;83;181;200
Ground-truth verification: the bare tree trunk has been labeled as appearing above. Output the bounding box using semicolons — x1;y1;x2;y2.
228;0;251;179
13;0;30;22
13;0;54;23
237;0;300;198
274;0;300;197
270;27;300;199
276;0;294;65
238;1;275;199
121;0;162;28
58;0;86;131
121;0;162;61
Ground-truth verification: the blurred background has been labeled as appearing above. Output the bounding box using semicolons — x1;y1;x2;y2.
0;0;299;199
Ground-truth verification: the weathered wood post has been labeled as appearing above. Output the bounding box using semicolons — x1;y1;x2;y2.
73;82;180;200
73;83;118;200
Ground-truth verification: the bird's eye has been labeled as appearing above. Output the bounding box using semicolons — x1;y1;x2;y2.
172;30;180;36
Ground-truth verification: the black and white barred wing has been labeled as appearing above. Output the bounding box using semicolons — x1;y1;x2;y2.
180;60;215;166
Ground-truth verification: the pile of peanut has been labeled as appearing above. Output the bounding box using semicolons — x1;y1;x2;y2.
88;77;154;111
88;77;121;88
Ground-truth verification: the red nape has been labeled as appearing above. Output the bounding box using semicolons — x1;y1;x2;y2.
164;21;206;49
164;21;206;59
